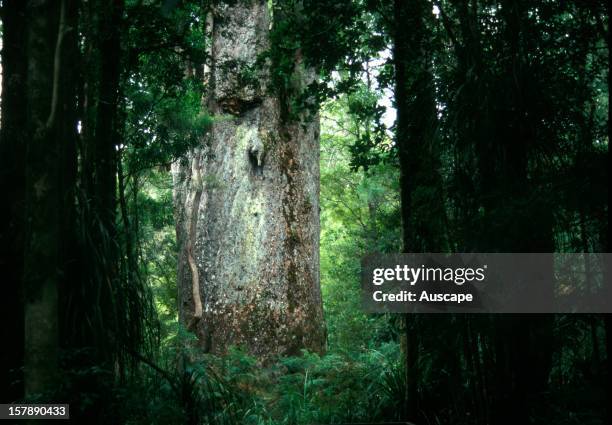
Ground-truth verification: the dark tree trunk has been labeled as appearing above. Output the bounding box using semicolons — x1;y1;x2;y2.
489;3;554;423
56;0;82;355
94;0;123;229
22;0;69;396
0;0;28;403
63;0;124;364
393;0;445;421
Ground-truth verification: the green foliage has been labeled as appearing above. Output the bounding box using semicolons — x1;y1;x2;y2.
136;171;180;340
117;1;216;348
320;98;400;351
122;1;212;174
198;344;405;425
263;0;380;118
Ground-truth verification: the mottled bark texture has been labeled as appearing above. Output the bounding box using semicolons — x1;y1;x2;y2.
172;0;325;360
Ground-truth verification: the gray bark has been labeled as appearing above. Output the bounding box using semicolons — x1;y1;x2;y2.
173;0;325;359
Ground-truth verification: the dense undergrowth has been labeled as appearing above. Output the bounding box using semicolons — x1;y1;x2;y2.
117;342;404;425
42;337;404;424
43;323;606;425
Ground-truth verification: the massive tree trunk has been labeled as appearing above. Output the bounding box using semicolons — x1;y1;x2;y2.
173;0;325;360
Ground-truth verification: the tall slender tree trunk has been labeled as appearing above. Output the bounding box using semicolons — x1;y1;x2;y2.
22;0;67;396
489;3;554;423
393;0;444;420
173;0;325;360
0;0;28;402
94;0;122;230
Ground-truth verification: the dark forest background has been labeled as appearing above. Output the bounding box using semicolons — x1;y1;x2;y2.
0;0;609;424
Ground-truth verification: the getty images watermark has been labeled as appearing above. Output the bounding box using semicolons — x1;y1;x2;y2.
361;253;612;313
